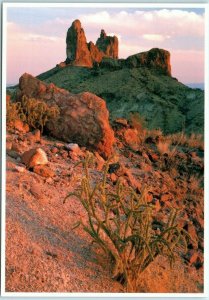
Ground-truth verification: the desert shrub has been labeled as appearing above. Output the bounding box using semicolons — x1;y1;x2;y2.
187;133;204;150
166;132;204;151
21;95;60;133
64;154;190;292
156;140;171;155
6;100;26;124
129;112;147;143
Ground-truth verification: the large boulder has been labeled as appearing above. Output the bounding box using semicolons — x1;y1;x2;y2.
18;73;115;158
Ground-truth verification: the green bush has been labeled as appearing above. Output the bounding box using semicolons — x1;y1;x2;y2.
21;95;60;133
64;154;190;292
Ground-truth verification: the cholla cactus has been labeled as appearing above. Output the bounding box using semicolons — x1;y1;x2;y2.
21;95;60;133
64;153;191;292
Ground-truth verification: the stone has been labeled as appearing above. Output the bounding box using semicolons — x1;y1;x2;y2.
96;29;118;59
14;165;26;173
65;143;80;152
11;142;23;153
7;150;20;159
33;165;55;178
110;173;117;183
155;199;161;212
26;129;41;143
13;120;29;133
61;151;68;159
124;129;140;151
21;148;48;169
185;250;199;265
51;147;59;154
94;152;105;171
66;19;93;67
161;193;172;202
114;118;128;127
6;141;12;151
19;74;115;158
65;20;119;67
126;48;171;76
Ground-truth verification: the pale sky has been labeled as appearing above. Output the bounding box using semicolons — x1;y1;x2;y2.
6;7;205;85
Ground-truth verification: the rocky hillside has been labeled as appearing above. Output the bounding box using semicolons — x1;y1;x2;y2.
6;114;204;292
34;19;204;135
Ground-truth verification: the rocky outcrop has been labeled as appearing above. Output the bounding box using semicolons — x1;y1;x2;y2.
126;48;171;76
96;29;118;59
65;20;170;75
18;73;115;158
65;20;119;67
66;19;92;67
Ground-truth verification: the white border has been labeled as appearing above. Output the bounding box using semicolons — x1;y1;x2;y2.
1;2;7;298
2;2;208;7
1;2;208;298
204;1;209;299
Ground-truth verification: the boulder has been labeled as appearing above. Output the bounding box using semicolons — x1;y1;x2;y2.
26;129;41;144
21;148;48;169
33;165;55;178
18;74;115;158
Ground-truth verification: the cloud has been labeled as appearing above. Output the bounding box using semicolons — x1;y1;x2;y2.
142;34;169;42
78;9;204;39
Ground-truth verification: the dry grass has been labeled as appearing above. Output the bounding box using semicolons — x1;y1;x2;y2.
130;112;147;143
166;132;204;151
156;140;171;155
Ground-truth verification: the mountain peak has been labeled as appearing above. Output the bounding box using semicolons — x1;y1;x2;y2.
65;19;118;67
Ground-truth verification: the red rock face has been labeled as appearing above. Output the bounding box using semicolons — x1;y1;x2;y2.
18;73;115;158
126;48;171;76
66;19;93;67
66;20;119;67
96;29;118;59
87;41;103;64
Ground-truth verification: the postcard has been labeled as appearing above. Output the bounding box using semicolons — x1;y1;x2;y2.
1;2;208;298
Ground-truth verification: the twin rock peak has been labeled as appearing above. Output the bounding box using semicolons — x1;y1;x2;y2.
65;19;118;67
63;19;171;76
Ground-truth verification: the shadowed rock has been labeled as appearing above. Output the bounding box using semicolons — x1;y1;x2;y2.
96;29;118;59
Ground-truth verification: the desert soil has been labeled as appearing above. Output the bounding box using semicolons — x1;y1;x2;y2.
5;125;203;293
